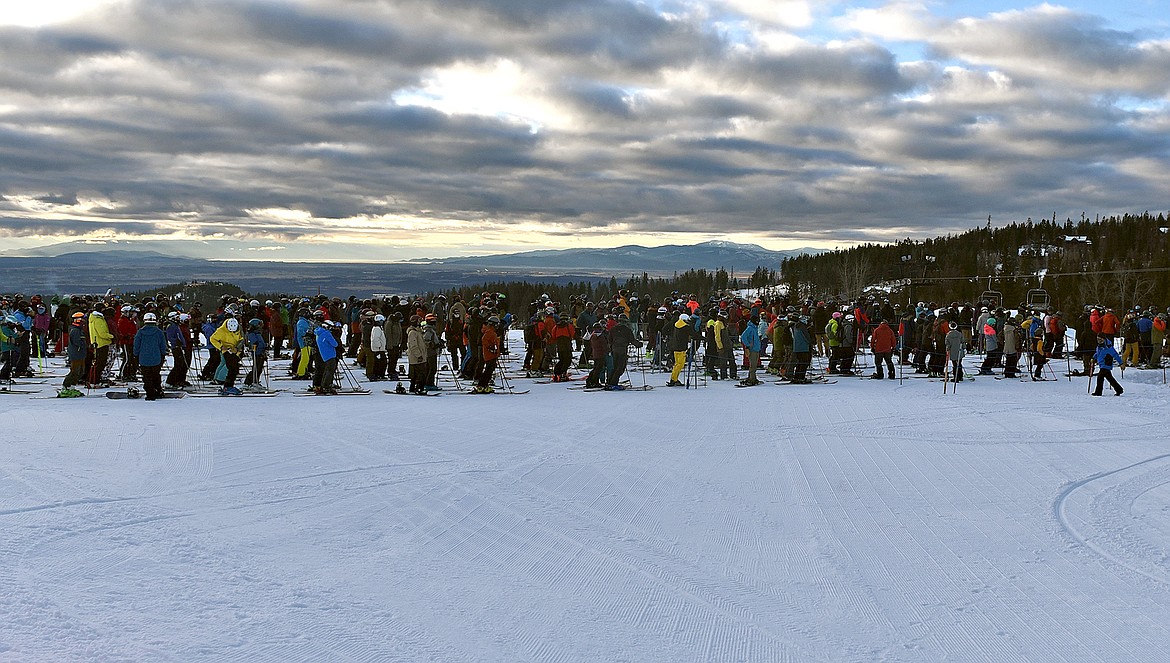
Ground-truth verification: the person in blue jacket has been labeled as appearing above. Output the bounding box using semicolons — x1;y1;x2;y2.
739;315;763;386
133;312;169;400
1136;310;1154;366
244;318;269;388
199;314;221;381
790;315;814;383
313;320;340;395
1091;335;1124;397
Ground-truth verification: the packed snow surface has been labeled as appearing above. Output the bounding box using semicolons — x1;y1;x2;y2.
3;350;1170;661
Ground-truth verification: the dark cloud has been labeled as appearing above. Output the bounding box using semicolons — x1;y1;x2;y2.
0;0;1166;252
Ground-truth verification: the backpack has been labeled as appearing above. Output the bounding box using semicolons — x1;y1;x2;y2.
825;319;843;344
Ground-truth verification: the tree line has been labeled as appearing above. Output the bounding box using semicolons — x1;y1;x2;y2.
780;211;1170;312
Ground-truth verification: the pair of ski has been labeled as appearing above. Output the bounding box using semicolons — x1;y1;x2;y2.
579;385;654;392
1;386;39;395
105;391;187;400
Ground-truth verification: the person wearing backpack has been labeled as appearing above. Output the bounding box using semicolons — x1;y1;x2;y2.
825;311;844;374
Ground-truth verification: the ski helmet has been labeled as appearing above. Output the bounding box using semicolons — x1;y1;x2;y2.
226;318;240;332
143;313;158;324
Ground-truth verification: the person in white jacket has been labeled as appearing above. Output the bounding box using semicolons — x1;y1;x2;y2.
367;314;388;380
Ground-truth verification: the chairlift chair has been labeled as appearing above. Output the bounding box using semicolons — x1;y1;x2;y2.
979;290;1003;309
1025;288;1051;311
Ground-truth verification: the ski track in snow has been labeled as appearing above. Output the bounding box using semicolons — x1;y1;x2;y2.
3;349;1170;660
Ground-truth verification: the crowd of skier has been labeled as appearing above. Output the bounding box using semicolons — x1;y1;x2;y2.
2;288;1166;399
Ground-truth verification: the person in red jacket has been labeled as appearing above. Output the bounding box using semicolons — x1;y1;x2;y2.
116;305;139;381
869;320;897;379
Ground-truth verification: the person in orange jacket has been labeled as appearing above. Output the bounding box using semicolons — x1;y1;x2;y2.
1152;312;1167;366
1099;308;1120;343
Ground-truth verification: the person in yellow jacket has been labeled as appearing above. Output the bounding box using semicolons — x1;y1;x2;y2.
210;317;245;395
88;308;115;386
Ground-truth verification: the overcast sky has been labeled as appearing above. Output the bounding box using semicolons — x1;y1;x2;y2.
1;0;1167;260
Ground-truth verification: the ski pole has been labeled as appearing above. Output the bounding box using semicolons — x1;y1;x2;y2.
943;352;949;394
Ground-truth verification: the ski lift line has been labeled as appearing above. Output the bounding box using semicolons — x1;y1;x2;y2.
907;264;1170;283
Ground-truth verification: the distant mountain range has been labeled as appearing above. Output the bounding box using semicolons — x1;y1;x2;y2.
0;240;825;295
410;240;821;272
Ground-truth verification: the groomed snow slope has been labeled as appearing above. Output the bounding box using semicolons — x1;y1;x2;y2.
3;358;1170;661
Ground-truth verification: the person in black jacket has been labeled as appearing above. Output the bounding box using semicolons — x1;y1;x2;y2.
606;315;642;390
62;312;89;389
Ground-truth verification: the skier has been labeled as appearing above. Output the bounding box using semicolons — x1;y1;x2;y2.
838;314;857;375
62;312;88;390
977;316;1000;375
790;315;814;383
210;317;245;395
406;315;427;394
200;313;222;382
738;314;763;386
445;310;465;373
368;314;388;381
384;312;404;380
668;313;696;386
1091;336;1124;396
870;319;897;380
116;305;138;382
605;314;642;390
133;312;168;400
243;318;268;388
550;315;576;382
474;315;501;393
1002;317;1022;378
88;307;115;387
313;320;340;395
585;321;609;389
164;311;191;389
945;321;965;382
422;313;443;391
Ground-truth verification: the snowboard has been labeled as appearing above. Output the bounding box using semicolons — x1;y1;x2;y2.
186;390;279;397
